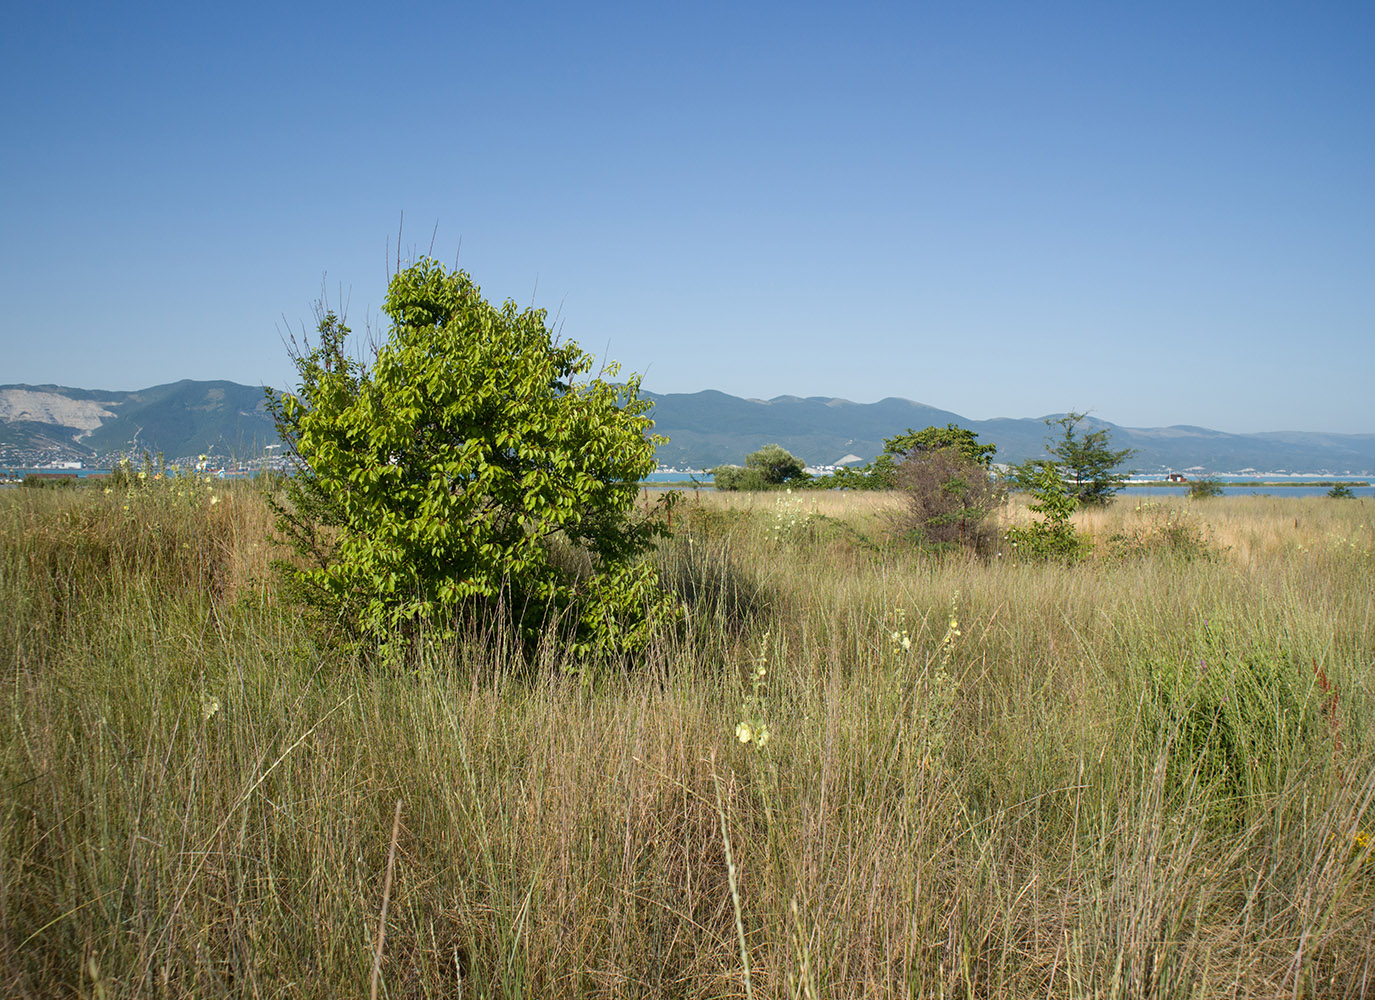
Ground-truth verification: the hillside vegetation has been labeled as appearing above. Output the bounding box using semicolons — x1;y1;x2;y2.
2;482;1373;997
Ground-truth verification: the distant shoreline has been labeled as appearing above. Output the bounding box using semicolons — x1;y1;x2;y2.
1131;479;1369;488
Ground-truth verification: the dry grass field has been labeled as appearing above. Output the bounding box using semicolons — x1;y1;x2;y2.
2;480;1372;998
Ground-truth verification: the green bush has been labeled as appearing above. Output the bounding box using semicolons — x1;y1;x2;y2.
711;465;770;492
268;258;678;663
1328;483;1356;499
1006;460;1088;561
21;474;78;489
712;444;807;491
1188;476;1225;499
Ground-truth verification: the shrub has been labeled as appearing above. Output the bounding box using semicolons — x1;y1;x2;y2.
1328;483;1356;499
1107;501;1213;561
21;474;78;489
710;465;770;492
712;444;807;491
1006;460;1088;561
893;446;1005;550
1188;476;1225;499
267;258;678;663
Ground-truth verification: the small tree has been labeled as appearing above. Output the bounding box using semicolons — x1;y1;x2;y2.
1007;459;1087;560
1045;411;1135;505
268;258;677;662
894;445;1006;549
1327;483;1356;499
712;443;807;491
1188;476;1225;499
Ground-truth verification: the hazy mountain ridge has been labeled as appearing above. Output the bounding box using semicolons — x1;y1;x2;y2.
0;381;277;462
643;393;1375;474
2;381;1372;474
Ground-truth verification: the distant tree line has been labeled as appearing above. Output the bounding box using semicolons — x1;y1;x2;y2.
712;414;1139;555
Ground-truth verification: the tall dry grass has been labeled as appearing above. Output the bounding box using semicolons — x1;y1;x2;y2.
2;481;1372;997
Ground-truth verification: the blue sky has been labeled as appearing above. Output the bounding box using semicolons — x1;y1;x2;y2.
2;1;1371;433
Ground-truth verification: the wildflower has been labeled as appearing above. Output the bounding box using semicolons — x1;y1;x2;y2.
736;723;753;743
901;635;912;650
202;697;221;721
209;494;220;505
755;727;771;748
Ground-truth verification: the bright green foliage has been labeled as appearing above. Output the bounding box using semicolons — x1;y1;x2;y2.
1044;411;1136;505
1006;460;1087;561
268;258;677;661
713;443;808;491
1188;476;1225;499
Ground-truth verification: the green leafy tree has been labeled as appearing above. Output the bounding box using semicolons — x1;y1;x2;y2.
267;258;677;662
1007;459;1087;561
1044;411;1135;505
712;443;808;491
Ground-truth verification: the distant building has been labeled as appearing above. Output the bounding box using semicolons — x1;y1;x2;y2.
1167;472;1188;483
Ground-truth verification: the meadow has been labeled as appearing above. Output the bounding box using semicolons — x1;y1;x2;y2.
2;479;1372;998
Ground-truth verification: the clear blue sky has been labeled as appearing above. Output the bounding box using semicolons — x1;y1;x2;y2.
3;1;1371;433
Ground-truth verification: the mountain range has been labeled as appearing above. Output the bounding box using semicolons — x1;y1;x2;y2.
2;381;1373;475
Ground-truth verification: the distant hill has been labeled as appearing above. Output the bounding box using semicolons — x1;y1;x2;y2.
3;381;1373;474
641;392;1375;474
0;381;277;463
